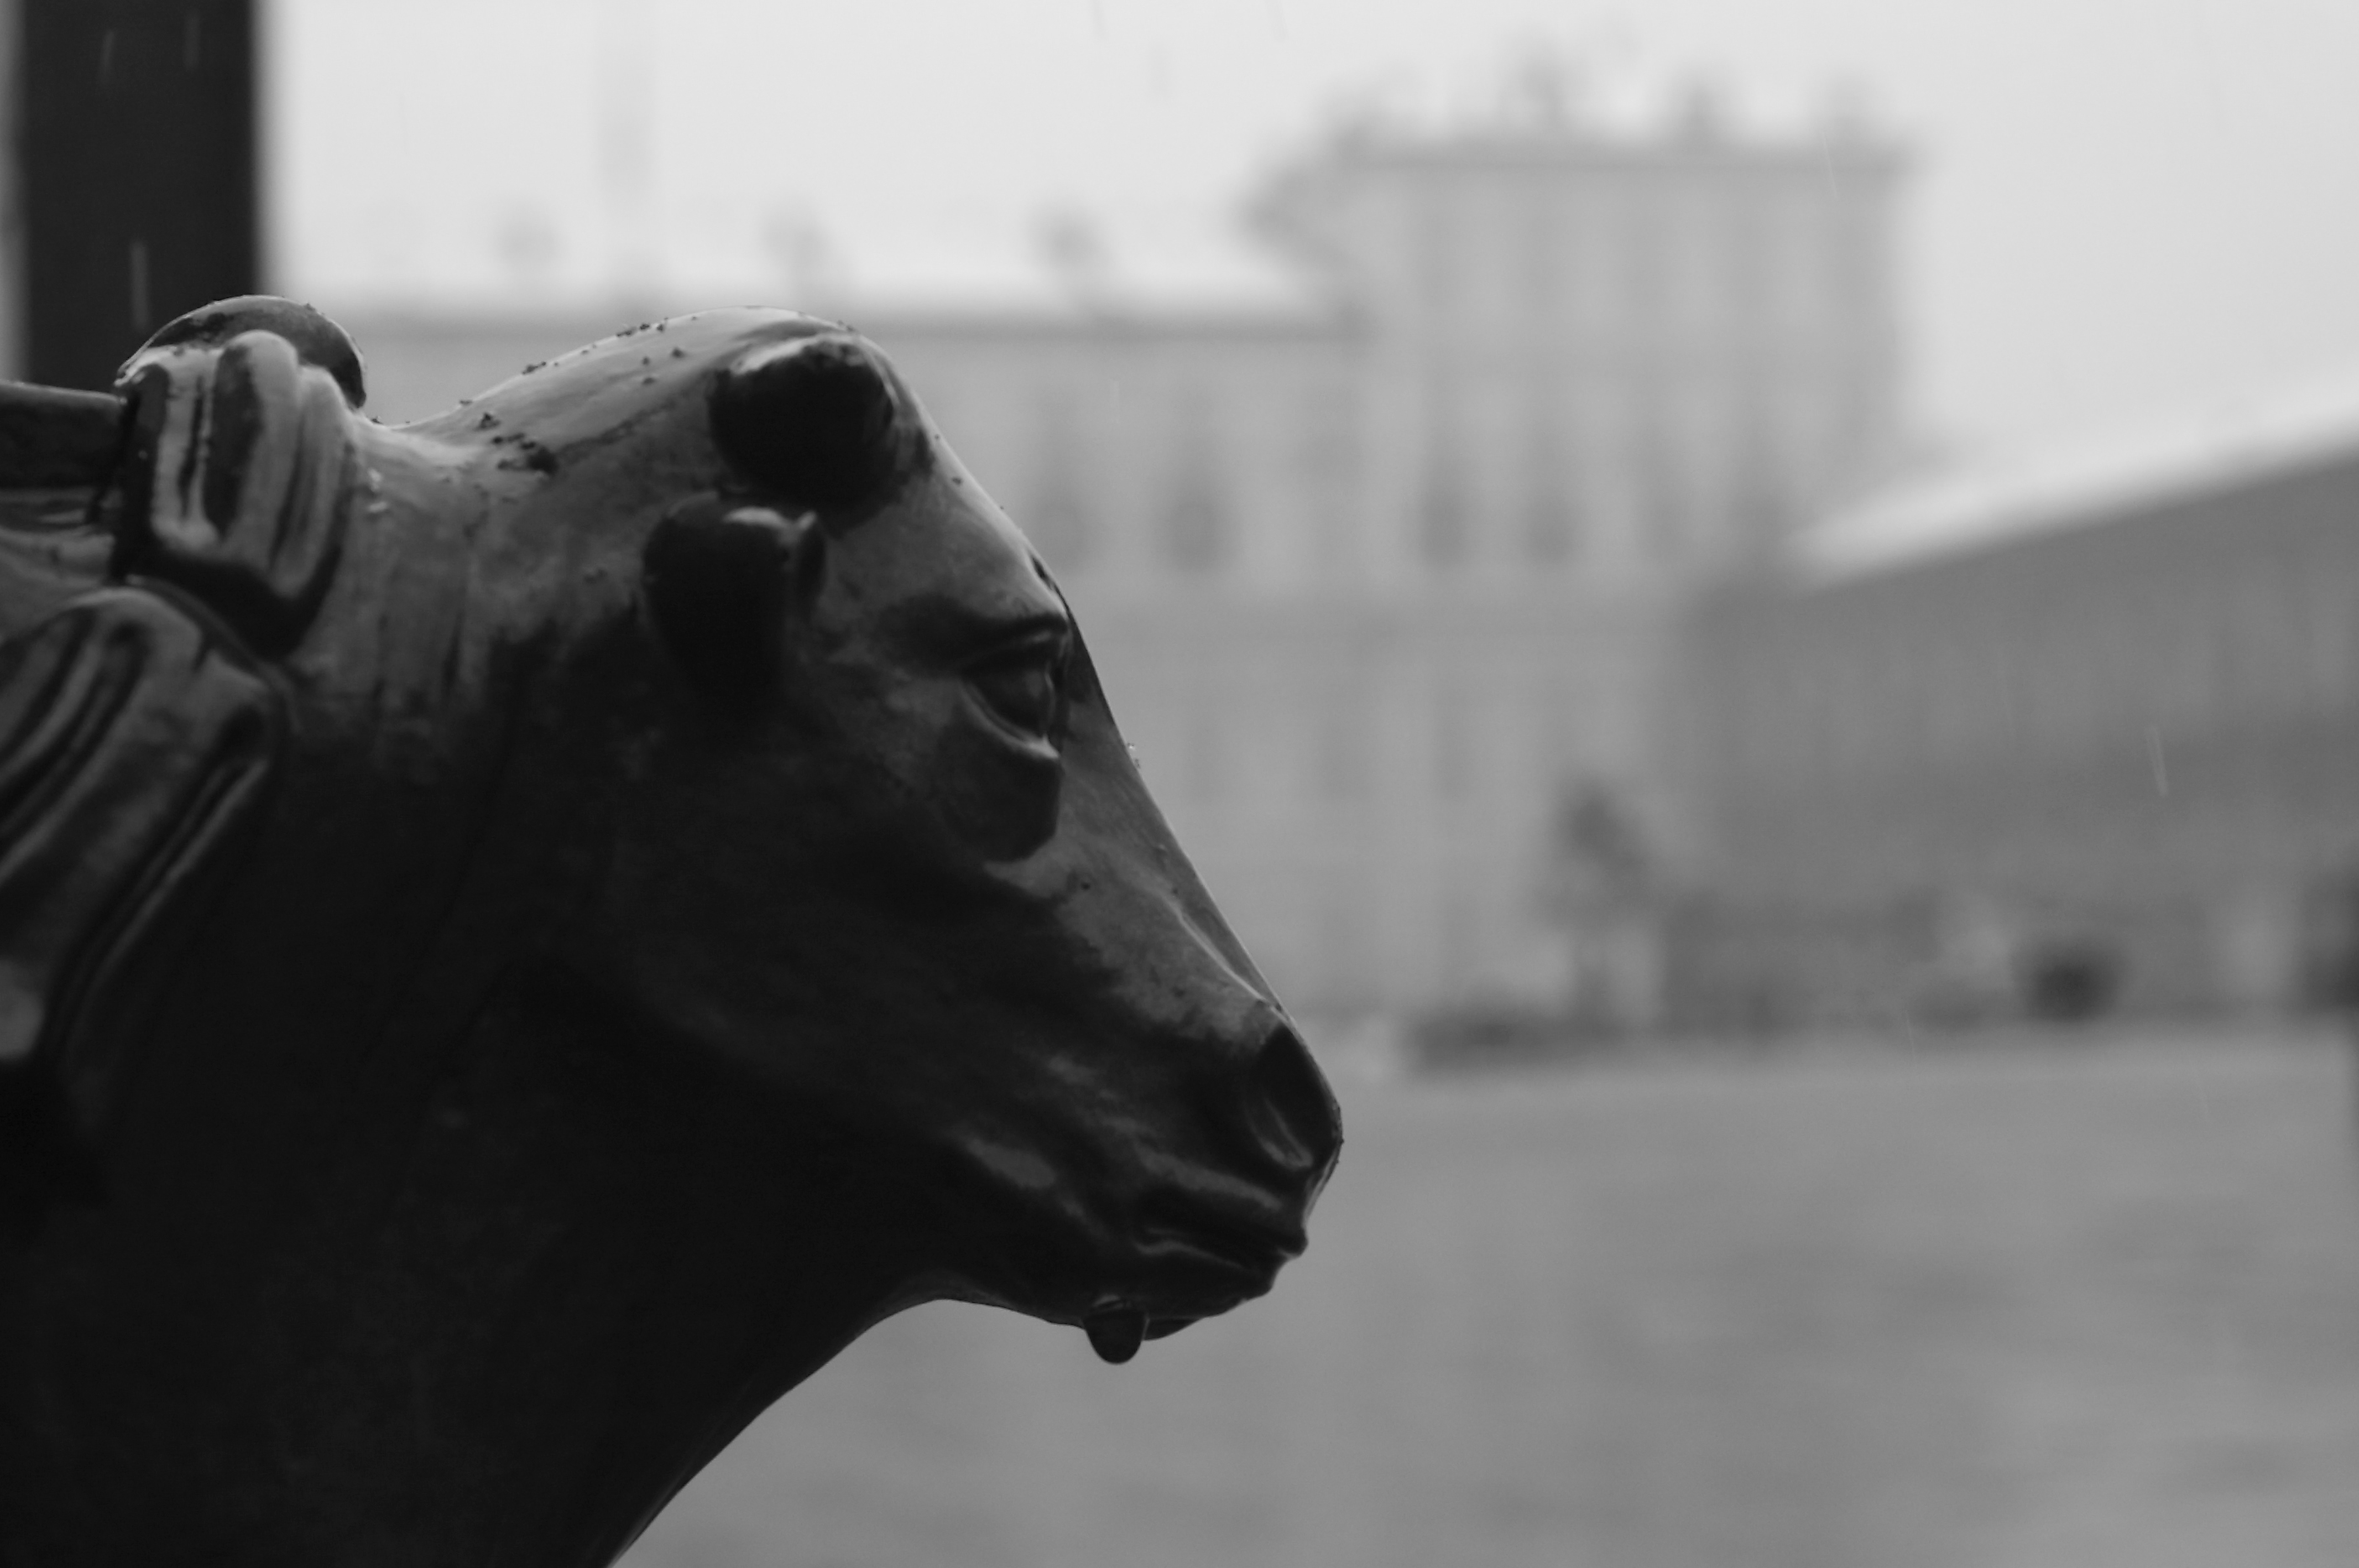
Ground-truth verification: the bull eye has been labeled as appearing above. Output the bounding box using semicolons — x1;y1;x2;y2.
709;335;914;513
966;633;1068;743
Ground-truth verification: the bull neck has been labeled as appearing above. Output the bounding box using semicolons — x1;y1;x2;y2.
0;964;941;1566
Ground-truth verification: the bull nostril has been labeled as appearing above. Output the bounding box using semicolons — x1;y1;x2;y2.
1241;1021;1344;1186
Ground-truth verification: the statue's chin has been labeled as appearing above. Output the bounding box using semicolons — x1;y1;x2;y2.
946;1190;1301;1341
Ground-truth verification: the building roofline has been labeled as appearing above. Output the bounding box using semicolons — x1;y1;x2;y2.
1795;371;2359;584
839;303;1357;346
312;298;1358;351
1274;125;1911;185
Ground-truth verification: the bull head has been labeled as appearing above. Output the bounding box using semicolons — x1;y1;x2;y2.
0;297;1340;1560
597;321;1344;1356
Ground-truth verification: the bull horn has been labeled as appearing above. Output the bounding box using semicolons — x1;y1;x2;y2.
641;498;822;711
708;335;923;517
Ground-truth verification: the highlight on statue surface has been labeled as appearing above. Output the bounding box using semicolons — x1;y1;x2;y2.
0;296;1342;1564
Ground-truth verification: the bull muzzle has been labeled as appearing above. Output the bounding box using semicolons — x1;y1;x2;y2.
1083;1016;1339;1365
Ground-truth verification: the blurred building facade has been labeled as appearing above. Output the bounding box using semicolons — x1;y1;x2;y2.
1671;397;2359;1028
345;102;1908;1020
859;105;1904;1020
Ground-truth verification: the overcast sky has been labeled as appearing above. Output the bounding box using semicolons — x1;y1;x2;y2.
271;0;2359;463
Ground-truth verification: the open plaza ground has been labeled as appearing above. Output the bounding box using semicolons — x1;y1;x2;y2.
627;1028;2359;1568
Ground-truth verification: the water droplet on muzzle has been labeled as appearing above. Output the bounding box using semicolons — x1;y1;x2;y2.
1084;1306;1146;1365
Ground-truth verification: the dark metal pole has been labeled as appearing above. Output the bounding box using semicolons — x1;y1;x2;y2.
19;0;257;390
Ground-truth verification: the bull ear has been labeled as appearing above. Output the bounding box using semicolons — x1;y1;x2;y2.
708;335;924;516
641;499;822;711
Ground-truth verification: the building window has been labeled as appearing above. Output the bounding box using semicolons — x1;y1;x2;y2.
1727;405;1792;544
1624;194;1667;326
1185;709;1225;805
1724;192;1772;326
1522;413;1578;565
1419;210;1463;319
1317;886;1373;1004
1633;418;1687;560
1665;186;1721;332
2304;576;2352;704
1526;488;1578;565
1433;687;1472;801
1770;202;1829;330
1294;388;1353;487
1020;393;1094;570
1419;423;1470;569
1317;694;1365;802
1437;888;1480;992
1162;468;1229;572
1159;393;1229;573
1521;201;1560;320
1294;388;1356;567
1570;197;1619;334
1025;471;1092;571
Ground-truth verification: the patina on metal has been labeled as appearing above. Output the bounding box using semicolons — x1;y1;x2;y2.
0;298;1341;1565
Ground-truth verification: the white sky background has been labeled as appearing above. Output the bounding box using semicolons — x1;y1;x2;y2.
269;0;2359;461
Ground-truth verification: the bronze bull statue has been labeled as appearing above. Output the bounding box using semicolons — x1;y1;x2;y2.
0;297;1341;1565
